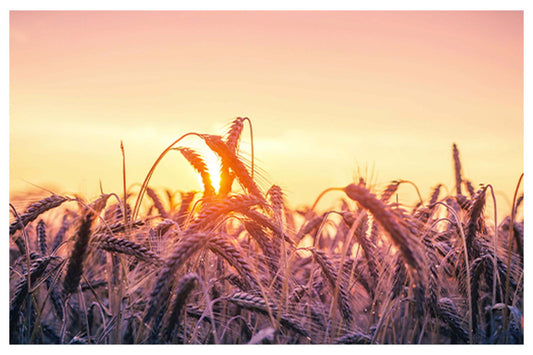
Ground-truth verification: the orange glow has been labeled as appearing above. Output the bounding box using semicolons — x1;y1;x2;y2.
198;146;222;194
9;11;523;216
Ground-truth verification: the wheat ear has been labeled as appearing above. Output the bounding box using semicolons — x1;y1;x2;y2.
202;134;266;205
344;183;424;276
208;235;257;289
10;195;68;236
162;273;199;341
344;183;426;312
91;233;163;266
146;187;168;218
62;210;94;296
452;143;463;195
175;147;216;197
37;219;47;256
144;233;210;323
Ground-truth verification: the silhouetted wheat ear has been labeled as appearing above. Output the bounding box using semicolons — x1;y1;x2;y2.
225;117;245;152
45;276;64;321
224;272;248;291
51;215;70;253
10;256;54;316
144;233;210;323
176;191;196;228
381;180;401;202
436;298;469;343
344;183;424;274
311;249;353;323
228;291;310;339
94;220;144;235
453;143;463;195
37;219;47;256
104;202;131;223
266;184;284;257
242;209;294;246
350;214;379;286
162;273;198;341
62;210;94;296
455;194;471;211
10;256;55;344
244;220;279;275
429;184;442;205
152;219;177;240
334;331;373;344
88;193;112;214
469;254;491;334
208;235;257;289
267;185;283;218
391;254;408;299
202;134;266;205
91;233;163;266
176;147;216;197
186;194;261;234
146;187;168;218
228;291;276;313
465;187;487;261
344;183;426;312
465;180;476;198
218;117;246;196
10;195;68;236
295;214;324;242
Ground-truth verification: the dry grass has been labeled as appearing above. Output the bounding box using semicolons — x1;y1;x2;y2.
9;117;523;344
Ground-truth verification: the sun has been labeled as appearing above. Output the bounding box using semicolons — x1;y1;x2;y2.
199;147;222;194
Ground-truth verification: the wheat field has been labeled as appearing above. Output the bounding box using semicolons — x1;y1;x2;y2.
9;117;524;344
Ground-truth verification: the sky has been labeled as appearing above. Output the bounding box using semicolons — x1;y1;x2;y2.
9;11;523;213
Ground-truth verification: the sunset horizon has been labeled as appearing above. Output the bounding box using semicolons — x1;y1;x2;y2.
10;11;523;210
8;10;524;345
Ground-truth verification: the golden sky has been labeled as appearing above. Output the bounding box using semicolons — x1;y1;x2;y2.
9;11;523;212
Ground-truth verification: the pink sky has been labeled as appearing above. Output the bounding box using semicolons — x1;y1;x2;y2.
10;11;523;213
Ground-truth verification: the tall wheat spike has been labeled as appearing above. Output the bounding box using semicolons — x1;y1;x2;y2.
219;117;246;196
453;143;463;196
62;210;94;296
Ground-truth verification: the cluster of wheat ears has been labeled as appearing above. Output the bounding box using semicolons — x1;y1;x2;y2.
9;117;523;344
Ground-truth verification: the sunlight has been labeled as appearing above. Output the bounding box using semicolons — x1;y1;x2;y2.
198;146;222;194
